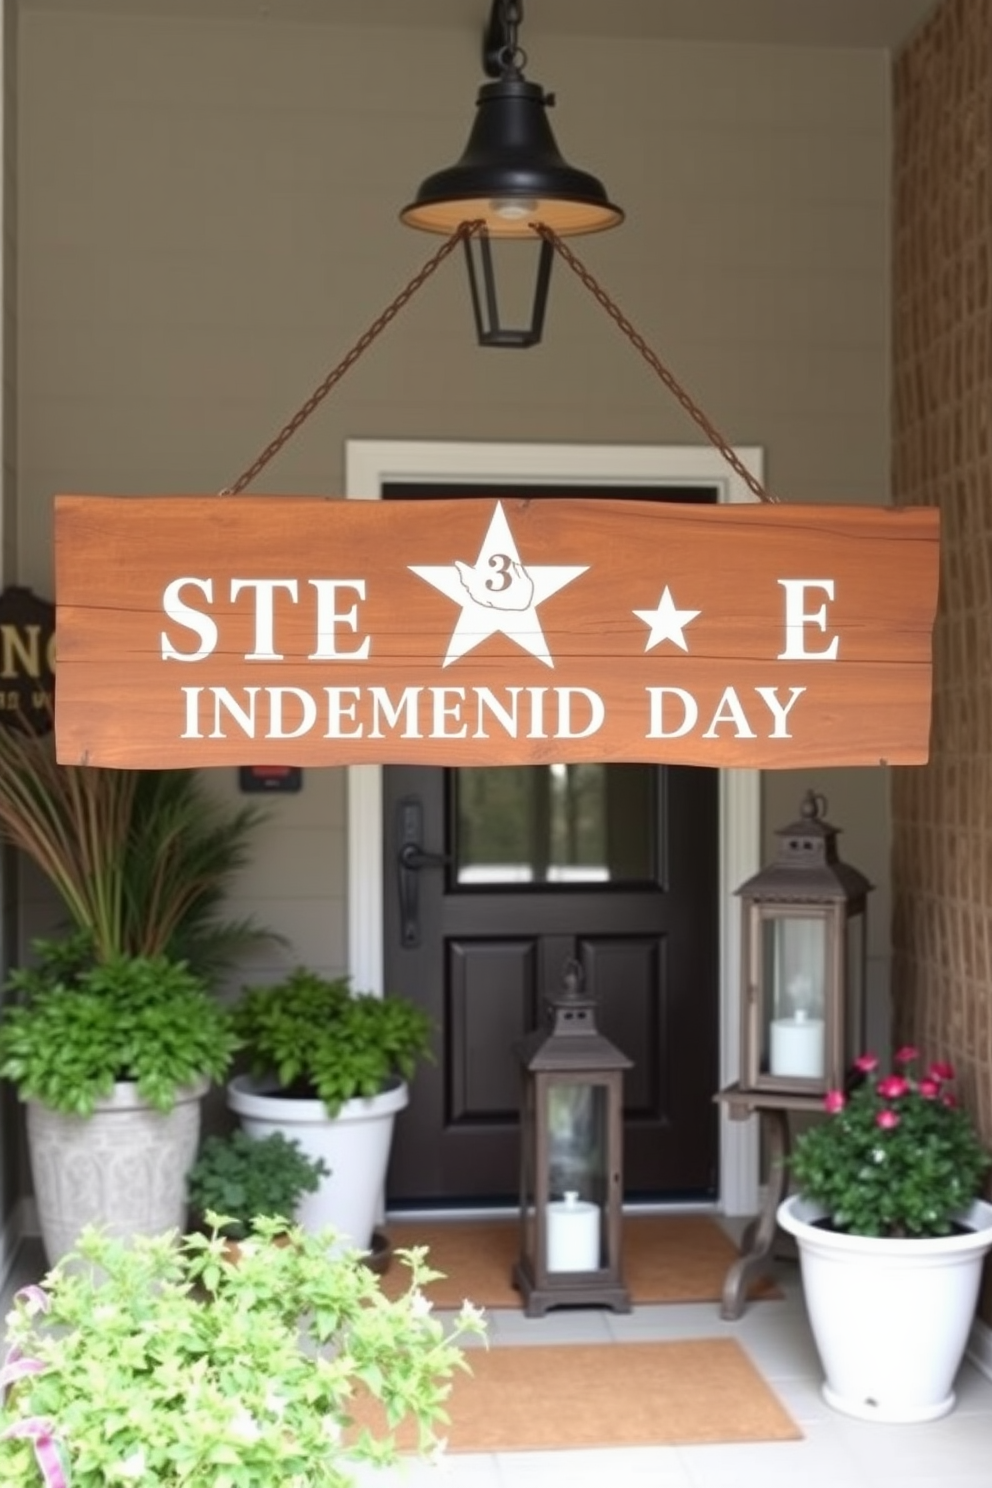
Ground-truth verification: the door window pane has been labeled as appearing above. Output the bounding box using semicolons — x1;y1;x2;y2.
453;764;654;886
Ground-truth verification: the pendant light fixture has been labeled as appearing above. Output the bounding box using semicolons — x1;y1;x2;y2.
400;0;623;347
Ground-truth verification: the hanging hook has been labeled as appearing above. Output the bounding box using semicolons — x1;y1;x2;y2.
484;0;525;79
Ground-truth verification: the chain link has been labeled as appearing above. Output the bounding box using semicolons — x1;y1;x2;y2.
222;216;773;503
220;222;482;495
536;225;775;503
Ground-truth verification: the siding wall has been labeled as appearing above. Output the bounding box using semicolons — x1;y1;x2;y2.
8;4;895;1215
891;0;992;1312
0;0;17;1267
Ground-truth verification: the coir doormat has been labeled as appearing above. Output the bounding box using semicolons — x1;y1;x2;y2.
380;1213;780;1309
350;1338;802;1452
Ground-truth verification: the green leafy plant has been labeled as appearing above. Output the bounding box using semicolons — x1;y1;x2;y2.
233;970;433;1117
0;1217;486;1488
187;1130;329;1239
789;1047;991;1238
0;721;271;968
0;935;239;1114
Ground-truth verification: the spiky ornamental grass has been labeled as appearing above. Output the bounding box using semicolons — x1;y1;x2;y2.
0;722;271;970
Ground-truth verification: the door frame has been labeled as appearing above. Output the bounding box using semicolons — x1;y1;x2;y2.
344;439;763;1216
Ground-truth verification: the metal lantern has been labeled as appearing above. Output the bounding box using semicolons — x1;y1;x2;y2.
401;0;622;347
736;790;873;1096
513;959;632;1317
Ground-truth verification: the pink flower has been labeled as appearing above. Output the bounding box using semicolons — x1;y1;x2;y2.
943;1093;959;1109
877;1075;910;1099
894;1045;920;1065
918;1079;940;1099
853;1054;879;1074
824;1090;846;1114
929;1061;955;1083
876;1109;900;1129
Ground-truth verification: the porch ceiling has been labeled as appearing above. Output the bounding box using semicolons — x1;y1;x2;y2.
19;0;941;51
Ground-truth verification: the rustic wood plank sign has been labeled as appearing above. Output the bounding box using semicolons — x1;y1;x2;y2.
53;495;939;769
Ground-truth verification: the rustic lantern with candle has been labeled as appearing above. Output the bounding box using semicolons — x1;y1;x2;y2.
513;959;632;1317
736;790;873;1096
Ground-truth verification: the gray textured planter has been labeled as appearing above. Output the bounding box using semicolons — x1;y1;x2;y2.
26;1078;208;1265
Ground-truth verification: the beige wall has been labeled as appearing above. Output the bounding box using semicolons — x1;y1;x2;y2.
892;0;992;1295
15;16;893;996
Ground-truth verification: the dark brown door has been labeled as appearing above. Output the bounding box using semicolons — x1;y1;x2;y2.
382;482;719;1208
384;759;718;1206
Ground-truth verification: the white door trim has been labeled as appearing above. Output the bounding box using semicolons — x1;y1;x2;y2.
344;440;762;1216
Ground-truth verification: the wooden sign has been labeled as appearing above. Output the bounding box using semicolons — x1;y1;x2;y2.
54;495;939;769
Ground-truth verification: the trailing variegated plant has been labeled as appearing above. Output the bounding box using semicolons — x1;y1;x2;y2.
0;1217;486;1487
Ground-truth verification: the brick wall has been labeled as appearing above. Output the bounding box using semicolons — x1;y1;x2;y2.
892;0;992;1177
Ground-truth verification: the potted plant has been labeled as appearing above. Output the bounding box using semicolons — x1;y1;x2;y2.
227;969;433;1252
0;723;278;1263
186;1129;329;1247
0;1217;485;1487
0;935;240;1264
777;1046;992;1422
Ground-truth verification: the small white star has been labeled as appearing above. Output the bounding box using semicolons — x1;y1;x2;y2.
410;503;587;669
634;586;701;652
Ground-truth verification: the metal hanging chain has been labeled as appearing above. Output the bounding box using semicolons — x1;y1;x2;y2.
222;216;773;502
220;221;482;496
536;224;776;504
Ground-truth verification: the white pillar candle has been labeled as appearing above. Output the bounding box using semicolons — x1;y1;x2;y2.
546;1191;600;1272
770;1011;825;1078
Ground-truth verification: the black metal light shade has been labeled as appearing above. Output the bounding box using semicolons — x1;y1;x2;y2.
400;75;622;240
400;1;622;347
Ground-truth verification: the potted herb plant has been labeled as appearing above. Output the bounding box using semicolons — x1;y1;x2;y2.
186;1129;329;1247
777;1046;992;1422
227;969;433;1252
0;1217;485;1487
0;936;240;1264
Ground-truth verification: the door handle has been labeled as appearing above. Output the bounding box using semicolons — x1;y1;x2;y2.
396;797;450;949
398;842;449;871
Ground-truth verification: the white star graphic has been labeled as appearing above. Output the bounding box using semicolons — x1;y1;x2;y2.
634;586;701;652
409;503;587;668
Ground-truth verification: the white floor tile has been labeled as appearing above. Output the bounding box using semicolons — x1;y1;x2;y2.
675;1419;863;1486
486;1307;614;1346
494;1445;693;1487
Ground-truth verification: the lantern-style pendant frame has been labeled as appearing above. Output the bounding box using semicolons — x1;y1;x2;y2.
514;960;632;1316
736;790;872;1096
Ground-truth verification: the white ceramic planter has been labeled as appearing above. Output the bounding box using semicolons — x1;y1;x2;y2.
26;1078;208;1266
778;1193;992;1422
226;1074;408;1251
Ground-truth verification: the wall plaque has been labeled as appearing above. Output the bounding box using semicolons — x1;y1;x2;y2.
53;494;939;769
0;585;56;732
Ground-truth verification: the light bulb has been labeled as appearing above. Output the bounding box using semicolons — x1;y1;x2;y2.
489;197;538;222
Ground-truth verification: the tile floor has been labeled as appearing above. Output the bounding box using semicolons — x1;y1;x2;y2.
4;1225;992;1488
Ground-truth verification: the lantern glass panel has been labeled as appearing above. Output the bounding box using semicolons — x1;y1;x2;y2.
520;1074;537;1269
546;1080;606;1272
761;913;828;1080
844;908;867;1067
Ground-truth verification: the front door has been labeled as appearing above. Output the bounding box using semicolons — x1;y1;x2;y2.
384;760;718;1205
382;482;720;1209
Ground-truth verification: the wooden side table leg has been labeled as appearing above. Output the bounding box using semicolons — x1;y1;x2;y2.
719;1110;790;1321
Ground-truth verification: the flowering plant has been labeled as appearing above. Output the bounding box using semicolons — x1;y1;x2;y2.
789;1048;991;1238
0;1217;485;1487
